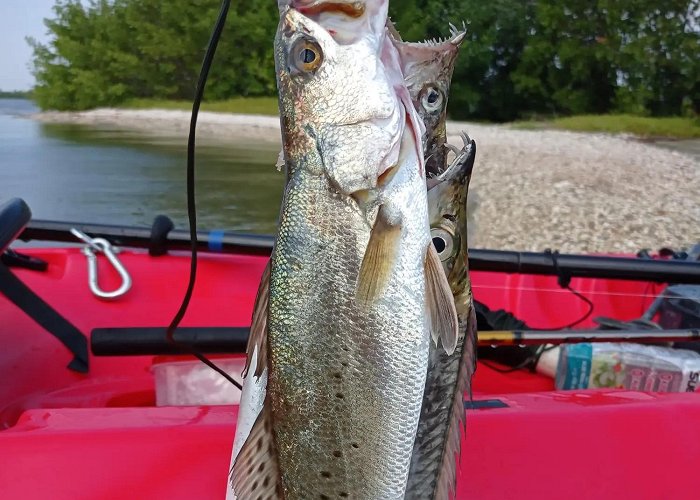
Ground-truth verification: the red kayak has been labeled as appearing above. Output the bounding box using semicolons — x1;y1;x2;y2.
2;204;700;498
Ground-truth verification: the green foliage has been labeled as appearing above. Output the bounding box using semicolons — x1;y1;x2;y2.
29;0;278;111
0;90;33;98
30;0;700;121
513;114;700;139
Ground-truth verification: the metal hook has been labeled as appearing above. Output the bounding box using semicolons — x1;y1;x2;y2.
71;228;132;300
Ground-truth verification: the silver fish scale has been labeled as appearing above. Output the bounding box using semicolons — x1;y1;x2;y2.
268;146;430;499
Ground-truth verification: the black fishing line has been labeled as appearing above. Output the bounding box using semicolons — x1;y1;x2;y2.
165;0;242;390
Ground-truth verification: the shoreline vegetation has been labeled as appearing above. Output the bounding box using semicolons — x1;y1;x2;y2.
32;97;700;141
0;91;33;99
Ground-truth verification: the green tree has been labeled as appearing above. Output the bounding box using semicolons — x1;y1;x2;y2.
513;0;618;115
614;0;700;116
29;0;278;110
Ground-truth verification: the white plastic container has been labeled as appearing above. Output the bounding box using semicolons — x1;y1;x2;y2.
151;357;245;406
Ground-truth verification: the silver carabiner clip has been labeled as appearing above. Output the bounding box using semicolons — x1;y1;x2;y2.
71;228;132;300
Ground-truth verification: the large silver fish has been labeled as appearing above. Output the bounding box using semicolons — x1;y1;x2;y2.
231;6;457;499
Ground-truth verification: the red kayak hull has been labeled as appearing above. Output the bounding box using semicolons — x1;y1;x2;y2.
1;246;695;499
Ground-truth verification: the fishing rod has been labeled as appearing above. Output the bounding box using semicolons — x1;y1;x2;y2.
479;328;700;346
90;326;700;356
18;218;700;284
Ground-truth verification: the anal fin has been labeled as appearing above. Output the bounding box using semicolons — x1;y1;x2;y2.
425;243;459;355
230;398;283;499
244;261;270;378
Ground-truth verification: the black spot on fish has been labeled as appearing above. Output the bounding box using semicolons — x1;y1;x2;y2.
321;471;331;478
333;450;342;458
335;393;344;399
351;442;359;449
339;493;349;498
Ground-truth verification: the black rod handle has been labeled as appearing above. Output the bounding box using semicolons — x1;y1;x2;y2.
91;327;249;356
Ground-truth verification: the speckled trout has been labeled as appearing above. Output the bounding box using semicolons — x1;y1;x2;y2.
230;6;457;499
389;24;479;500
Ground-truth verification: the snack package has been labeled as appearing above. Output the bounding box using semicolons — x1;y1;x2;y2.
555;342;700;393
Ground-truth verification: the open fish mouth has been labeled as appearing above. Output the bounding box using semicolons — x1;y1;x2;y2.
284;0;388;44
294;0;366;18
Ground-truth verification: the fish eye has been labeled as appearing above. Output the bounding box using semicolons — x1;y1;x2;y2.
290;38;323;74
421;86;444;113
430;227;455;262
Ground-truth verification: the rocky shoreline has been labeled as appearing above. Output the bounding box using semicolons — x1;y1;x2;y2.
33;108;700;253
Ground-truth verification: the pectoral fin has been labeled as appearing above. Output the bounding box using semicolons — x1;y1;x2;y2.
425;243;459;354
356;206;401;306
243;261;270;378
230;397;283;498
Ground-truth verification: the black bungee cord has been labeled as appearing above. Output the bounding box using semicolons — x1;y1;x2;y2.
165;0;242;390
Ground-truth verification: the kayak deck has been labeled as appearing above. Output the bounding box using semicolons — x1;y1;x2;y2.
1;246;697;498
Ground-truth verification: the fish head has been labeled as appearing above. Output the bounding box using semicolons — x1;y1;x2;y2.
427;137;475;279
391;25;465;177
275;7;407;197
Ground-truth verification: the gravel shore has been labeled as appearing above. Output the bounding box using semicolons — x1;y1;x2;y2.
34;109;700;253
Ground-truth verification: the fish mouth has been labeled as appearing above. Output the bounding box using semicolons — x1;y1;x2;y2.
294;0;366;18
286;0;387;44
427;135;476;190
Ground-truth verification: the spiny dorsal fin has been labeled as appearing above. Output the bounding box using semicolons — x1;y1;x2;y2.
356;206;401;306
230;398;284;499
243;261;270;378
425;243;459;355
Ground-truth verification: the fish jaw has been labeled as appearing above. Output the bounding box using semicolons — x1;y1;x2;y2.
275;7;405;196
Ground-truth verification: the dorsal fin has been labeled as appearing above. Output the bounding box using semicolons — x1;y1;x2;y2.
230;398;284;499
244;261;270;378
424;243;459;354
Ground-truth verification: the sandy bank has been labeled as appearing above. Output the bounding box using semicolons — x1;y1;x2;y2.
33;108;700;253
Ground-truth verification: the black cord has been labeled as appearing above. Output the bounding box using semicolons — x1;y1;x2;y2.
165;0;242;391
529;249;594;331
480;250;595;374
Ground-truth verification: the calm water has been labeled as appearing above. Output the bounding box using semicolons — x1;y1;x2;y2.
0;99;282;234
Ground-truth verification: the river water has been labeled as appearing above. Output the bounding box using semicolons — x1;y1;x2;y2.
0;98;282;234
